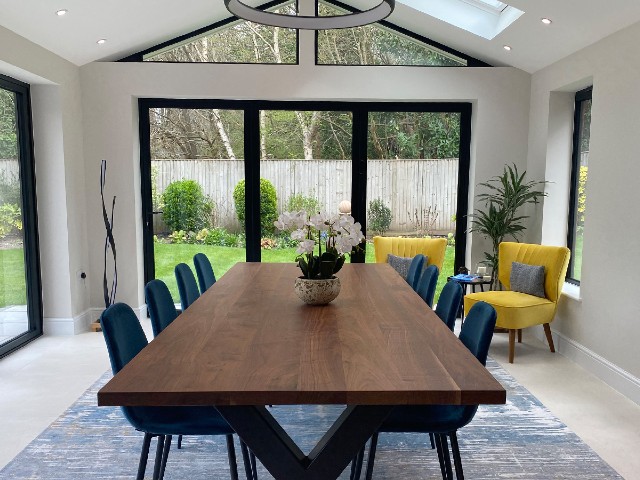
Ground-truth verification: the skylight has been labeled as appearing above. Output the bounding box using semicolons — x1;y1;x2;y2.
399;0;524;40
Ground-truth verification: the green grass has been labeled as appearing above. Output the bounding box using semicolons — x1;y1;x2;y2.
155;243;455;304
0;248;27;307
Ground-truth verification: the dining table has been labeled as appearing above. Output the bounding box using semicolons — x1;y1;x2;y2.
98;262;506;480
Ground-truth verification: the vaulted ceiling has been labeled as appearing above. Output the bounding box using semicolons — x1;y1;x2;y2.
1;0;640;72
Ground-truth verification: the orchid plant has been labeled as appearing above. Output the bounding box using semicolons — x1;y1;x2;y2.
274;211;365;279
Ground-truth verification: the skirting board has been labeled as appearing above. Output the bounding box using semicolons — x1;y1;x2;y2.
44;305;148;335
534;326;640;406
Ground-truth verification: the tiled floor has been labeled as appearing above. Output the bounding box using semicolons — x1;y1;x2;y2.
1;320;639;479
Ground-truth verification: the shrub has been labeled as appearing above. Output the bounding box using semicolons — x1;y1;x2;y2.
233;178;278;236
286;193;320;217
368;198;392;236
197;227;243;247
0;171;21;206
0;203;22;238
161;179;212;232
261;238;277;250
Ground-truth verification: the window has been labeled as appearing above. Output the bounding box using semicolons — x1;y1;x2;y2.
567;87;592;283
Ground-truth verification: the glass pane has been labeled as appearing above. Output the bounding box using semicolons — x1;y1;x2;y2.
149;108;246;300
259;110;353;264
570;99;591;280
366;111;460;300
317;2;466;66
145;2;297;64
0;87;28;345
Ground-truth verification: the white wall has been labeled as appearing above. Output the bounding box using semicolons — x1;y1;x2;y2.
532;21;640;391
0;26;90;334
79;61;532;310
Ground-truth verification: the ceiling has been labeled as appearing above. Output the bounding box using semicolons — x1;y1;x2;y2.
1;0;640;73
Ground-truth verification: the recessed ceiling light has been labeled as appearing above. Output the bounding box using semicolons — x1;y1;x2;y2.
56;9;68;16
541;18;552;25
96;39;107;45
503;45;512;51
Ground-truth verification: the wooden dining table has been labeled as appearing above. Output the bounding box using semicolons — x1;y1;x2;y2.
98;262;505;480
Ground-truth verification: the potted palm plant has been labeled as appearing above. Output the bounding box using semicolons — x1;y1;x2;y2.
469;164;547;289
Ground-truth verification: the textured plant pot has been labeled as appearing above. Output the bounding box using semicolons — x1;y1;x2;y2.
294;276;341;305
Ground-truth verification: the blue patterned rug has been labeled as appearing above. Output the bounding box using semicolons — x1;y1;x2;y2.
1;359;621;479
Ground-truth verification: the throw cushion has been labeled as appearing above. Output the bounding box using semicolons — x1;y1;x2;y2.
387;254;413;280
510;261;546;298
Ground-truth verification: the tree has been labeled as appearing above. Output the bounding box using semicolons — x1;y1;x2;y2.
0;89;18;159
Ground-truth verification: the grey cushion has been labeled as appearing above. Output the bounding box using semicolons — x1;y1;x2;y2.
510;261;546;298
387;254;413;280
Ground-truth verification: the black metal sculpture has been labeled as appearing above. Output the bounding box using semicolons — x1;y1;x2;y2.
101;159;117;308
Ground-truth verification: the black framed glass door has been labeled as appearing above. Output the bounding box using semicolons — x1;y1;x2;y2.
0;74;42;358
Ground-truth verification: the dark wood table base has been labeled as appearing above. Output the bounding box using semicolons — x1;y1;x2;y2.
217;405;393;480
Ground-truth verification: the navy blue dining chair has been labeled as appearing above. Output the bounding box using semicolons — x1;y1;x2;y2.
435;281;464;331
175;263;200;311
145;279;178;337
194;252;216;294
362;301;498;480
415;265;439;307
406;254;426;291
100;302;251;480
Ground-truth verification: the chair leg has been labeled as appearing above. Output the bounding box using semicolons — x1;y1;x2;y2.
225;434;239;480
434;433;447;479
177;434;183;449
517;329;522;343
508;329;516;363
543;323;556;353
152;435;165;480
250;450;257;480
448;432;464;480
159;435;172;480
240;440;255;480
429;432;435;449
350;446;365;480
439;434;454;480
364;432;379;480
136;433;153;480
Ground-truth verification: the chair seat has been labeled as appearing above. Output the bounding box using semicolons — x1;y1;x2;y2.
465;291;555;330
125;406;235;436
380;405;478;434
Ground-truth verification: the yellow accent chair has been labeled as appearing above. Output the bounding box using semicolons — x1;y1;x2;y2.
463;242;570;363
372;236;448;272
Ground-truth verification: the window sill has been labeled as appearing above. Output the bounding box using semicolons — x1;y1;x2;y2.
562;282;581;301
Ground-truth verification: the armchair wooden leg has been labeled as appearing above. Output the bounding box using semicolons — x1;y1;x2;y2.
508;329;516;363
543;323;555;353
517;329;522;343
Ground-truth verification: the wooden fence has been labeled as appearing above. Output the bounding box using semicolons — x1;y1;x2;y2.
152;158;459;235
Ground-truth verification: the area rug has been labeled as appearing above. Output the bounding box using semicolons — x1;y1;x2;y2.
0;359;621;479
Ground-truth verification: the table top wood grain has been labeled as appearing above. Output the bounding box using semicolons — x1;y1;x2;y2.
98;263;505;407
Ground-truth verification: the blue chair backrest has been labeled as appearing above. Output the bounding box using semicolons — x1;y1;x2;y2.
175;263;200;311
435;281;463;331
194;253;216;294
406;254;426;290
459;301;497;366
100;303;148;375
415;265;439;307
145;279;178;337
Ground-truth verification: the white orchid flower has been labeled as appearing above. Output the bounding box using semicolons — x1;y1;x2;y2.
296;239;316;255
291;229;306;241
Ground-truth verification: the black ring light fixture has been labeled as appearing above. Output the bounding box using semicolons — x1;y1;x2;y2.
224;0;395;30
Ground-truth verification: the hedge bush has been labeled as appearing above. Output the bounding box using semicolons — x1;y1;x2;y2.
368;198;392;236
233;178;278;236
162;179;212;232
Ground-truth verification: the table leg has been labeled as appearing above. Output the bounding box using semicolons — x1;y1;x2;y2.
216;405;393;480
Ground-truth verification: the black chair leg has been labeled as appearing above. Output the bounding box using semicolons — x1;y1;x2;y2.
250;450;257;480
136;433;153;480
434;433;447;479
350;446;365;480
240;439;255;480
439;434;454;480
448;432;464;480
429;432;435;449
159;435;172;480
177;434;183;449
364;432;379;480
226;434;239;480
152;435;165;480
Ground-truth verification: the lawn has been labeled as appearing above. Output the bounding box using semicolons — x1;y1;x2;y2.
0;248;27;307
155;243;455;304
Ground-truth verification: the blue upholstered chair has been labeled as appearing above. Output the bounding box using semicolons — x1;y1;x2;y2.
415;265;439;307
406;254;426;291
363;301;498;480
100;303;250;480
194;253;216;294
175;263;200;311
435;281;464;331
145;279;178;337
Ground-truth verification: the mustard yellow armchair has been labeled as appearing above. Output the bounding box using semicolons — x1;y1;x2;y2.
372;236;447;272
464;242;570;363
